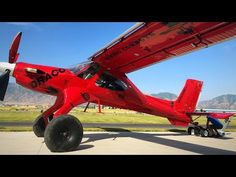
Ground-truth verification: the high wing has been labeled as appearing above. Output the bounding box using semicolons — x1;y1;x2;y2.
89;22;236;73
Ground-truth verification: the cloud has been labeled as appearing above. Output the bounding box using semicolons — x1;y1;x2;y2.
7;22;33;26
6;22;42;31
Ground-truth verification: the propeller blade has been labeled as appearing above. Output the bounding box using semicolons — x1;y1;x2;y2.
9;32;22;63
0;70;10;101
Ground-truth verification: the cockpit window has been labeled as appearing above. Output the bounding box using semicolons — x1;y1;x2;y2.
69;61;100;80
96;72;128;91
69;61;93;74
77;62;100;79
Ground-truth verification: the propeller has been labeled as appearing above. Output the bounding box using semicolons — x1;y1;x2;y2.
0;70;10;101
0;32;22;101
9;32;22;63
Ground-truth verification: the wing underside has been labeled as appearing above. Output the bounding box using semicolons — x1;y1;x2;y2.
90;22;236;73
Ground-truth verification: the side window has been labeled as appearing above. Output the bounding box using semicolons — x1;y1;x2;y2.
78;63;100;80
96;72;128;91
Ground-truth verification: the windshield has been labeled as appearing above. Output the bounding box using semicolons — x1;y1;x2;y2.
69;61;93;74
69;61;100;80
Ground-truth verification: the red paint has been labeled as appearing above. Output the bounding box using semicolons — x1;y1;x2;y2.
97;99;101;113
9;32;22;63
11;62;203;126
91;22;236;73
9;22;236;126
209;113;234;119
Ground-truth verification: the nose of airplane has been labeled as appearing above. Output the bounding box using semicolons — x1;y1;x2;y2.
0;62;16;76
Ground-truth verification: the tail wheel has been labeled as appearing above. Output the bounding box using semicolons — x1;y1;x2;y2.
44;114;83;152
187;127;195;135
200;128;209;137
33;115;45;137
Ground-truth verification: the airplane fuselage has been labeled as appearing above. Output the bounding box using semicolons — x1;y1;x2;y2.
13;61;191;126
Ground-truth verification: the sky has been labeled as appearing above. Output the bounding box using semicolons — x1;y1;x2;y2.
0;22;236;101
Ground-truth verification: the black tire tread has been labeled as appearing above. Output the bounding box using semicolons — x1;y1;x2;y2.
200;128;209;137
33;115;45;137
187;127;194;135
44;114;83;152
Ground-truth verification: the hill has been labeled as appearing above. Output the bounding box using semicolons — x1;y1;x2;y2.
1;83;236;109
0;83;55;105
151;92;177;100
198;94;236;109
151;92;236;109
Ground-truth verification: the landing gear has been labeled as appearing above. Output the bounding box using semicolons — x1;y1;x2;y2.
188;125;221;137
187;126;204;136
33;115;45;137
187;115;231;138
187;127;194;135
44;114;83;152
193;127;201;136
200;128;209;137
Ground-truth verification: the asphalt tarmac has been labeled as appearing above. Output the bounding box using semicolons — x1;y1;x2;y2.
1;121;235;129
0;131;236;155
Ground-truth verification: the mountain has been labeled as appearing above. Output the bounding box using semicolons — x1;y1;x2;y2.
197;94;236;109
0;83;55;105
1;83;236;109
151;92;236;109
151;92;177;100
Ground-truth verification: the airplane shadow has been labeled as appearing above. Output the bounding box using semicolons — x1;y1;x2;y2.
53;145;94;153
79;128;236;155
76;144;94;151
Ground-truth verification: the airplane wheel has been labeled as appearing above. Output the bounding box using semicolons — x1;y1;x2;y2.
218;130;225;137
200;128;209;137
194;127;201;136
187;127;194;135
44;114;83;152
33;115;45;137
207;128;214;137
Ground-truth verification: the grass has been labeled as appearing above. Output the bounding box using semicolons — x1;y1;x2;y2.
0;107;236;133
0;107;170;124
1;108;236;125
0;126;33;132
0;112;40;122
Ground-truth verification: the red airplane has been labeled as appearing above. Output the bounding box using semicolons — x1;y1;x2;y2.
0;22;236;152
